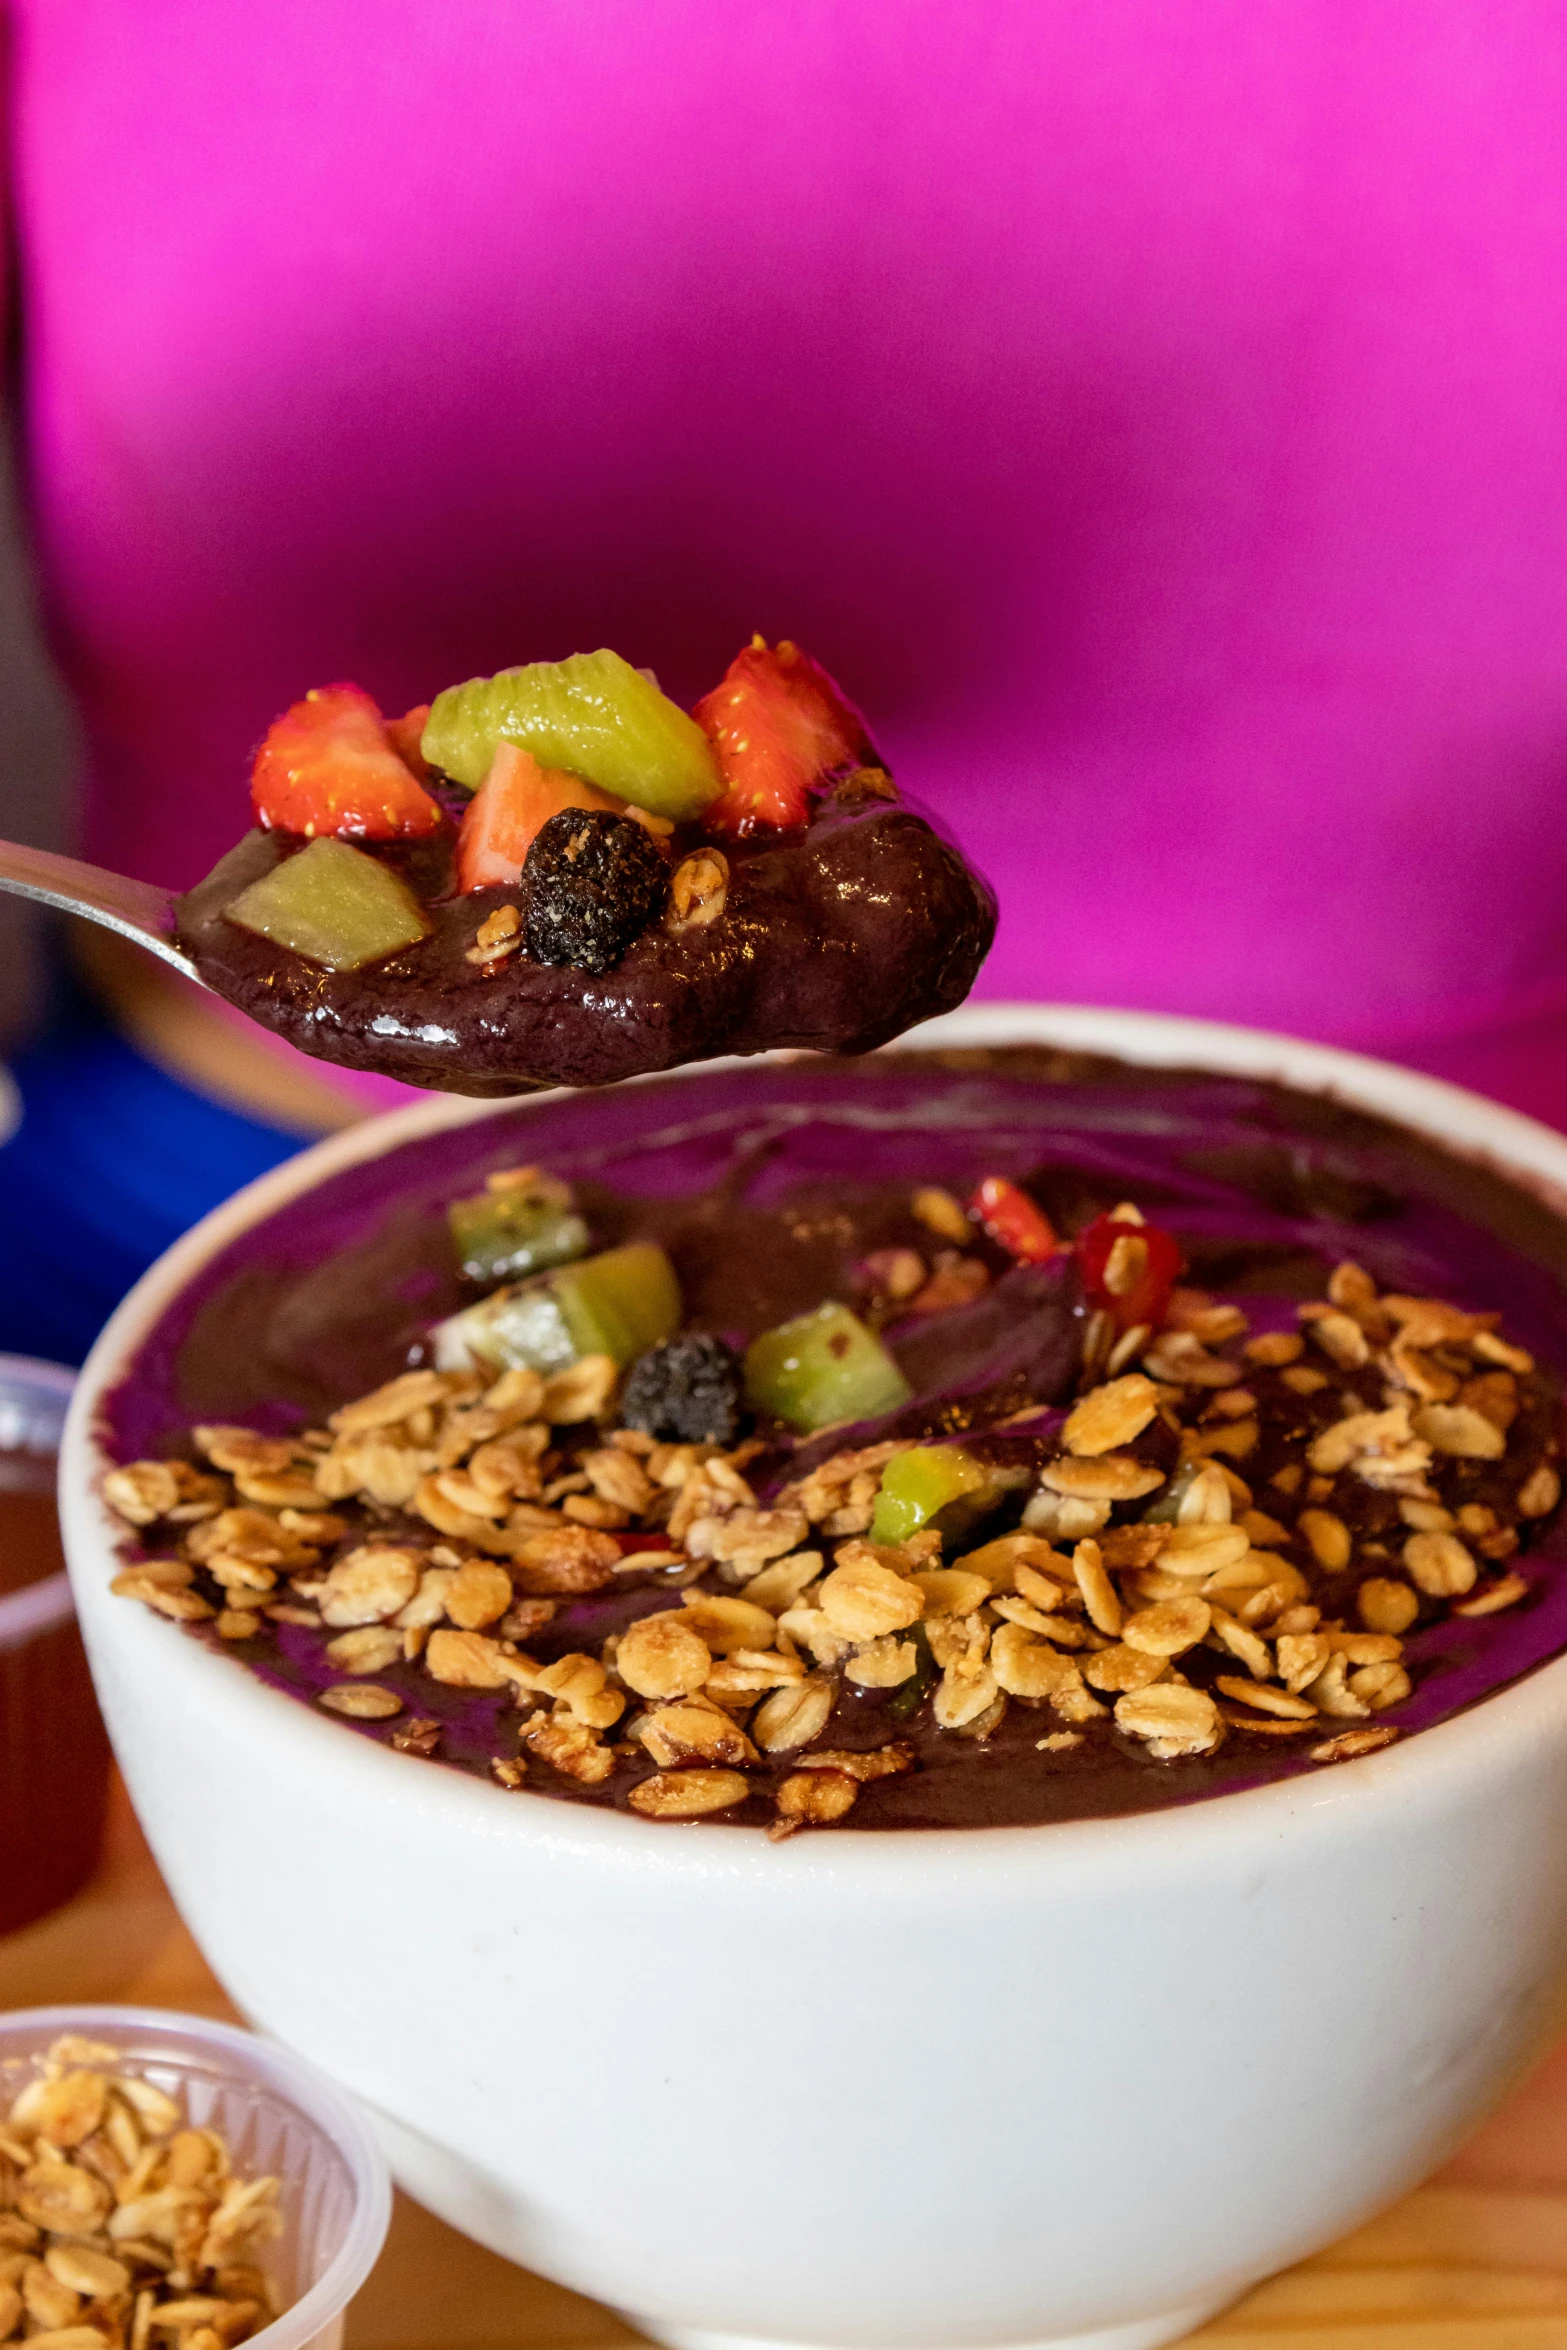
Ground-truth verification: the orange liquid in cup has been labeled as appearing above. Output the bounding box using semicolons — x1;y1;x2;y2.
0;1448;111;1933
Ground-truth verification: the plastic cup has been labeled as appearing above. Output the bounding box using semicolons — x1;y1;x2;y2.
0;1354;111;1929
0;2005;392;2350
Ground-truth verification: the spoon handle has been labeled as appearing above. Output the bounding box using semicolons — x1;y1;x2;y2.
0;839;197;981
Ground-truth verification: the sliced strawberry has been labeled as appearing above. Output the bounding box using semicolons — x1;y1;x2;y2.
251;684;443;839
454;740;622;893
971;1177;1059;1264
693;638;876;837
1077;1210;1183;1334
386;702;433;781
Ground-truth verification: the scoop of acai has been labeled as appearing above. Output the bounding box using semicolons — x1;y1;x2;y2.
175;639;996;1095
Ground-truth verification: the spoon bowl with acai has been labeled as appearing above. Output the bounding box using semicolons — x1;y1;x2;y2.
0;640;996;1094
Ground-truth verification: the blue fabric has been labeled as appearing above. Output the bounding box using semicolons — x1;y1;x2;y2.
0;999;304;1366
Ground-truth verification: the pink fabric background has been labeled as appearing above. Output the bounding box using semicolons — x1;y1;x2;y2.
10;1;1567;1119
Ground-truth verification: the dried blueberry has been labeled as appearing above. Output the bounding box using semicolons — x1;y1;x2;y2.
621;1333;746;1445
523;810;667;974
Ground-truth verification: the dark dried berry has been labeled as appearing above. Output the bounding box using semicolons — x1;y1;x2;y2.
621;1333;747;1446
523;810;667;974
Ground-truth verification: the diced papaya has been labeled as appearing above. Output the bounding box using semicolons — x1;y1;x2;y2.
386;703;434;781
454;741;623;893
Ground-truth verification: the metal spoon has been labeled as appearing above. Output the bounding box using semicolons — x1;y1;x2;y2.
0;839;197;980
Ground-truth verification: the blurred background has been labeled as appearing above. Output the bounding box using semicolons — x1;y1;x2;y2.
6;2;1567;1366
0;402;76;1050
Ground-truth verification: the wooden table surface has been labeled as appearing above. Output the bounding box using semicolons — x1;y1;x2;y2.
7;1777;1565;2350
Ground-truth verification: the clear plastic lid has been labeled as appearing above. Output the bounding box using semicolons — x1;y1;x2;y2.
0;1352;74;1458
0;2006;392;2350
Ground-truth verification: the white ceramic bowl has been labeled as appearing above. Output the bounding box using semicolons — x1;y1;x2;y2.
60;1007;1567;2350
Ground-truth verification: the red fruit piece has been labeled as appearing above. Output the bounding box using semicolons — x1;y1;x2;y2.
386;703;433;781
970;1177;1059;1264
1076;1210;1182;1334
694;637;875;837
251;684;443;840
455;740;622;893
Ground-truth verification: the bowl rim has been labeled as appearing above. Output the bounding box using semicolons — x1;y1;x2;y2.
0;2001;391;2345
61;1000;1567;1881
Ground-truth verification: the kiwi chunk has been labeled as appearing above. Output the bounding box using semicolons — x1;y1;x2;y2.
422;649;722;818
432;1242;683;1377
743;1303;912;1433
870;1445;997;1545
449;1173;590;1287
555;1242;684;1365
224;839;429;971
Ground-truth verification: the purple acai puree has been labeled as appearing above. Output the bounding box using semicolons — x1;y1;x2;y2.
174;788;997;1095
101;1046;1567;1829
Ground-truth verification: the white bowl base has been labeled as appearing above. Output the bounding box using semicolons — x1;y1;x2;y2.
638;2309;1229;2350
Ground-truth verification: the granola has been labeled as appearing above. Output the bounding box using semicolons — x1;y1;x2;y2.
0;2037;283;2349
108;1212;1563;1838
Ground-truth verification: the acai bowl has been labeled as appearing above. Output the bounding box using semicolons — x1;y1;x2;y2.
60;1006;1567;2350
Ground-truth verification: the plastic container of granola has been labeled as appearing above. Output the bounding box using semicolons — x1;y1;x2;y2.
0;2005;392;2350
0;1355;112;1930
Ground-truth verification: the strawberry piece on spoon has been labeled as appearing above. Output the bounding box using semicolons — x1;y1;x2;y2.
695;638;877;836
252;683;443;839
